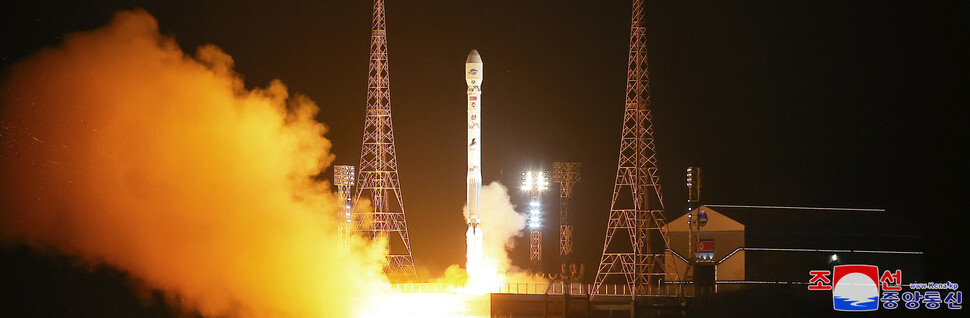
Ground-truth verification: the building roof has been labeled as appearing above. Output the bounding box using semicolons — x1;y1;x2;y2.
667;206;743;232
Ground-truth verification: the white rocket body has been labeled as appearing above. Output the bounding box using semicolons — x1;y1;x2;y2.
465;50;484;274
466;50;483;229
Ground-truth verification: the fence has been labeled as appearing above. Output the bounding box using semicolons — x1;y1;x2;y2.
390;282;695;297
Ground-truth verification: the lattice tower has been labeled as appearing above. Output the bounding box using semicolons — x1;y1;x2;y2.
350;0;417;281
530;228;542;273
523;171;549;273
553;162;581;265
334;165;355;247
592;0;669;297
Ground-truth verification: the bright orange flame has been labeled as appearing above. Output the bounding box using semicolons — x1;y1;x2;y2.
0;9;392;317
356;291;491;318
0;8;545;318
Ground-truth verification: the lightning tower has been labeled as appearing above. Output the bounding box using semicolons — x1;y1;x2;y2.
522;170;549;273
686;167;701;264
553;162;581;266
351;0;417;281
334;165;355;247
592;0;670;296
683;167;702;282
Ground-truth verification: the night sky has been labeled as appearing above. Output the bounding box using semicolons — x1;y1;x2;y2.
2;0;967;315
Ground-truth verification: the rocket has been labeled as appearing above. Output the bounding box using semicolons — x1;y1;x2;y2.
466;49;483;230
465;49;484;273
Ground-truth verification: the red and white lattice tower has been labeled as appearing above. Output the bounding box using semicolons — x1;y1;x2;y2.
553;162;581;266
592;0;670;296
351;0;417;281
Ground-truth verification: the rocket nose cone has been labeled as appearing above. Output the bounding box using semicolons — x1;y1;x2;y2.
466;49;482;63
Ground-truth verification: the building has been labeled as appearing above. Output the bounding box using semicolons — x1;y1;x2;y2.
664;205;924;288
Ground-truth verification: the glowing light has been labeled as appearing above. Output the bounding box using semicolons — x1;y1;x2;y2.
521;171;534;190
521;170;550;191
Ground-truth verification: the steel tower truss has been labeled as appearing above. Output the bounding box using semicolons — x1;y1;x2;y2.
553;162;581;265
334;165;355;247
593;0;669;296
530;228;542;272
351;0;417;281
523;171;549;273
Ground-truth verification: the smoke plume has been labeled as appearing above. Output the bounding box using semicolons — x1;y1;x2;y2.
478;182;527;274
462;182;528;280
0;9;386;317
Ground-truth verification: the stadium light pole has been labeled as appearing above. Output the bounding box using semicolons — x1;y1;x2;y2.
522;170;549;273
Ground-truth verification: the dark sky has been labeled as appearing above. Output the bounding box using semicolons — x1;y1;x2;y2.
2;0;968;312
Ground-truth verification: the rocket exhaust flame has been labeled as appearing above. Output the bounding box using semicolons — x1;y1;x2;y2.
0;9;389;317
461;182;541;292
0;10;542;317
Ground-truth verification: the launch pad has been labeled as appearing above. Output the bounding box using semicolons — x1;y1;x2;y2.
387;283;691;318
352;1;686;316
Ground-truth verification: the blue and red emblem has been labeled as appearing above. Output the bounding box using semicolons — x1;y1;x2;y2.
833;265;880;311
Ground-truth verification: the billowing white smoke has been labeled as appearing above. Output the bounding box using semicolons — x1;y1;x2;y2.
464;182;527;288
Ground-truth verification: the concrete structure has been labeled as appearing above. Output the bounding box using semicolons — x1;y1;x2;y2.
390;282;687;317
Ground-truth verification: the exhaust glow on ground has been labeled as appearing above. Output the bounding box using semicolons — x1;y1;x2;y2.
0;9;544;317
